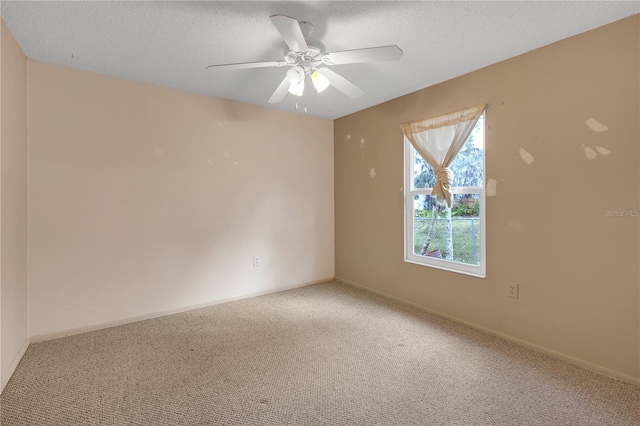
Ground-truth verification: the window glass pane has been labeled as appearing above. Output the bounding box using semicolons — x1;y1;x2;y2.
413;152;435;189
413;194;481;265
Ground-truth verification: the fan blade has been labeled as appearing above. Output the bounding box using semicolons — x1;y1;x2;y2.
270;15;308;52
317;68;364;98
323;45;403;65
206;60;285;70
268;75;291;104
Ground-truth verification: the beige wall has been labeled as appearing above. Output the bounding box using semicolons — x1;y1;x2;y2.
27;61;334;339
1;19;29;391
335;16;640;383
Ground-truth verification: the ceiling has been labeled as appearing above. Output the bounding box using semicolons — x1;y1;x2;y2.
2;1;638;120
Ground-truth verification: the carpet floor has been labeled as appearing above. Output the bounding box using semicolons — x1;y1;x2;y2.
1;281;639;425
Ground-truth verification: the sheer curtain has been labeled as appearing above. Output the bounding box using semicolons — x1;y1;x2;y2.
401;103;487;207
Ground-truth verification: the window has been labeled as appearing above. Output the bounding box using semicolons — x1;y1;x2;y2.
402;108;486;278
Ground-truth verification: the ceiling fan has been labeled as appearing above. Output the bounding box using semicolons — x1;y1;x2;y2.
206;15;403;104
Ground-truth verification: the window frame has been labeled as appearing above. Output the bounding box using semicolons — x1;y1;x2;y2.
403;120;486;279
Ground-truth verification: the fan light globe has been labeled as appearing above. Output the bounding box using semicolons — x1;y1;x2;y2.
288;80;305;96
311;70;330;93
287;66;305;96
286;66;304;84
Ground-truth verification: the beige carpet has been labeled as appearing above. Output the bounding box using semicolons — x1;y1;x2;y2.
1;281;639;425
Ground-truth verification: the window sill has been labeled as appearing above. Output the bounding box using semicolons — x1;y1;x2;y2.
404;257;486;279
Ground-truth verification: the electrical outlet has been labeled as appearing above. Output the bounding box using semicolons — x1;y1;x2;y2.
253;256;260;267
507;283;519;299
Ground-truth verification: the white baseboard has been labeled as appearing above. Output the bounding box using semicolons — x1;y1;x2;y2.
1;338;30;394
336;277;640;387
30;277;334;343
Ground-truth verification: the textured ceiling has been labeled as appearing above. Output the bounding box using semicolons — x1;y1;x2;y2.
2;1;638;119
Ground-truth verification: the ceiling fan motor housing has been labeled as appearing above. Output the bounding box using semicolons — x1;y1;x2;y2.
284;38;326;74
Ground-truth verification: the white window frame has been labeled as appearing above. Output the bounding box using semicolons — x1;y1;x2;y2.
403;123;486;278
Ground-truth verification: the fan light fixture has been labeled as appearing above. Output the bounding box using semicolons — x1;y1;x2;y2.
311;70;330;93
286;67;330;97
